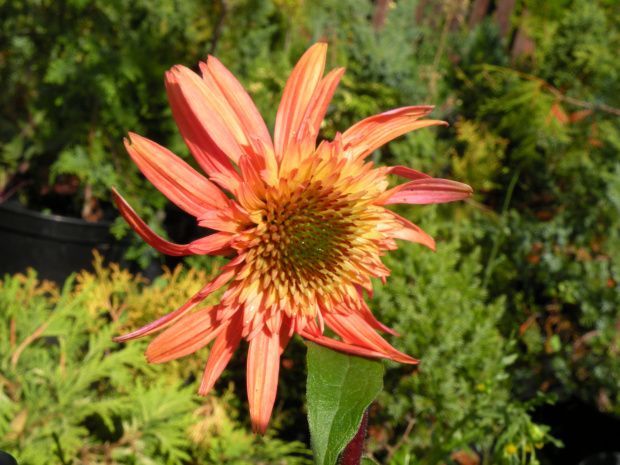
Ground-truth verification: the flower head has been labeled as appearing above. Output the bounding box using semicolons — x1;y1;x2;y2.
113;43;472;434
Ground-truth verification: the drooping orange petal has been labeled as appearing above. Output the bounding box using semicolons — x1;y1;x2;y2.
112;187;196;256
380;178;473;205
199;313;244;396
165;67;242;193
247;326;288;435
353;285;401;336
322;311;419;364
383;210;436;251
385;165;431;180
113;266;238;342
188;232;236;255
146;306;225;363
274;43;327;161
124;133;228;216
299;321;390;359
342;107;448;161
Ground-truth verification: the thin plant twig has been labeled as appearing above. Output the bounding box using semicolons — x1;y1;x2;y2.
384;415;417;464
11;322;50;371
482;65;620;116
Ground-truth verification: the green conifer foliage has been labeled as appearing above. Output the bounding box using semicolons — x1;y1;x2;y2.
0;264;311;464
366;210;559;464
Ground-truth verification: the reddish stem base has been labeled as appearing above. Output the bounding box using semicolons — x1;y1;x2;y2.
339;409;369;465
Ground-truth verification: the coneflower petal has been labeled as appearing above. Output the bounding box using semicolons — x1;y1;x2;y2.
113;266;238;342
146;306;225;363
385;165;431;180
199;313;244;396
296;66;346;155
274;42;327;161
381;178;473;205
354;286;402;336
165;68;242;193
300;321;390;359
383;210;436;251
199;56;275;163
124;133;228;216
342;107;448;161
323;311;419;364
112;187;196;256
197;199;252;233
247;326;287;435
168;65;247;162
188;231;236;255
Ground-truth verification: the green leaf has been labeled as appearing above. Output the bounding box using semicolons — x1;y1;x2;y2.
306;342;384;465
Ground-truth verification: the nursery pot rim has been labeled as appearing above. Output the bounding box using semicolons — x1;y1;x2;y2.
0;199;116;245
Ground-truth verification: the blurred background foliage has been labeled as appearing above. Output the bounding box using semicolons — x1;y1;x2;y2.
1;0;620;464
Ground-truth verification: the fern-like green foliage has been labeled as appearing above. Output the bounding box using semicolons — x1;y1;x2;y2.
533;0;619;100
0;272;191;464
450;119;509;193
0;264;312;465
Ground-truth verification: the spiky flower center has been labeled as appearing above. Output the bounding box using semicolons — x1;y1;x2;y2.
230;156;394;319
257;180;357;290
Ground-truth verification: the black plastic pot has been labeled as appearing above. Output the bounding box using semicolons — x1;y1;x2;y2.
0;200;128;284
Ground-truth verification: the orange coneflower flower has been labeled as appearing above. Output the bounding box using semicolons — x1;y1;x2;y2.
112;43;472;434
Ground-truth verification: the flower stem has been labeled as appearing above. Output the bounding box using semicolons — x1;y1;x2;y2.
339;408;368;465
